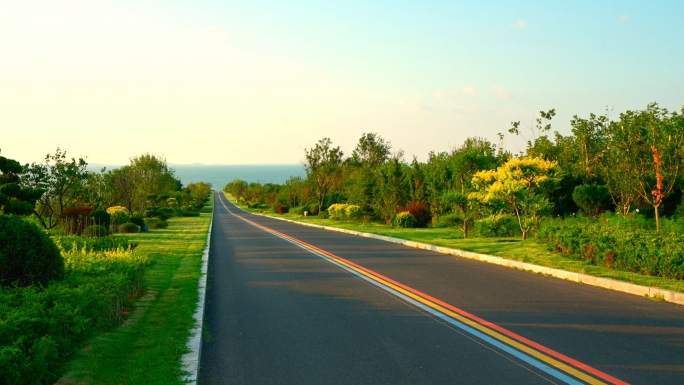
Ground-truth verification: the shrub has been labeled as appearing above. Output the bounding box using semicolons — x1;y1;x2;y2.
274;205;288;214
308;204;319;216
345;205;363;221
130;214;145;228
392;211;417;228
83;225;108;238
476;214;517;237
118;222;139;233
537;214;684;279
572;184;611;216
0;215;64;287
53;235;133;253
289;206;307;215
88;209;110;229
107;206;131;232
145;217;169;229
0;245;149;383
402;202;431;228
318;210;329;219
327;203;348;220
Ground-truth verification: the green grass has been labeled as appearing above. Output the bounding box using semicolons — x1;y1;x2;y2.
57;199;212;385
228;193;684;293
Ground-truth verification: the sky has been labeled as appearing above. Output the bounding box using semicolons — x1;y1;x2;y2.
1;0;683;166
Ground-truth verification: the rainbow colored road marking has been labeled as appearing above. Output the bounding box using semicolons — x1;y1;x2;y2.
218;194;629;385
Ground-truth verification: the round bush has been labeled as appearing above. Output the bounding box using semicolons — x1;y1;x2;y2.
392;211;417;228
88;209;111;230
145;217;169;229
83;225;108;237
0;215;64;287
118;222;139;233
130;214;145;228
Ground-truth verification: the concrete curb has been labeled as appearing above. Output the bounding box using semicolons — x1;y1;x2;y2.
249;211;684;307
181;209;213;384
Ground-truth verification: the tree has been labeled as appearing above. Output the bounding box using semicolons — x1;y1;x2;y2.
128;154;181;213
440;190;478;239
0;152;44;215
470;156;558;240
22;148;88;230
608;104;684;231
450;137;499;194
304;138;344;215
372;155;409;224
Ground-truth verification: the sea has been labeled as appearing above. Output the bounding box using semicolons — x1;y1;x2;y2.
87;164;306;190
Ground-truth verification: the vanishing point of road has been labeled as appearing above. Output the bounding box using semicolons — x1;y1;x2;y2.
200;192;684;384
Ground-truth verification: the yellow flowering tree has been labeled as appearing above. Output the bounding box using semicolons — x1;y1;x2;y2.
470;156;558;240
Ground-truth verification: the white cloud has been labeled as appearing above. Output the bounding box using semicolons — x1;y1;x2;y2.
491;86;512;100
516;19;528;29
619;15;630;22
463;86;475;95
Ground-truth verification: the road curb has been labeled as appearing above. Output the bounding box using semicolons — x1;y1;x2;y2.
180;209;213;384
249;211;684;307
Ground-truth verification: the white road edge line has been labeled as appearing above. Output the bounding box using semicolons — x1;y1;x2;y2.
180;199;214;384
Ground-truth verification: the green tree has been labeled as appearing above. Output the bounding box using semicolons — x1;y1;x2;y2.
304;137;344;215
372;155;409;224
0;152;44;215
470;156;558;240
608;104;684;231
128;154;181;213
22;148;88;230
440;190;478;239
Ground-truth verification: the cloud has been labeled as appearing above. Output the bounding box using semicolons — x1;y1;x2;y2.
491;86;512;100
463;86;475;95
433;90;456;100
420;104;434;112
516;19;528;29
619;15;630;22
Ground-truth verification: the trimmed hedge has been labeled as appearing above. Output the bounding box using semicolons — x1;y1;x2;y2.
0;215;64;287
118;222;140;233
392;211;417;228
83;224;108;238
537;214;684;279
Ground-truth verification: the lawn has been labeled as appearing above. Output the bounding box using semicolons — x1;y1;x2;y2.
57;199;212;385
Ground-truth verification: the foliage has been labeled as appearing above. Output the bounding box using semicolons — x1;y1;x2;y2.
88;209;111;230
21;148;89;230
130;214;145;227
304;137;344;215
274;205;288;214
118;223;140;233
475;213;518;237
572;184;610;216
538;214;684;279
0;215;64;288
145;217;169;229
58;205;93;235
401;201;431;228
53;236;133;253
392;211;417;228
83;225;108;237
107;206;131;232
0;152;44;216
0;245;148;384
470;156;558;240
327;203;349;220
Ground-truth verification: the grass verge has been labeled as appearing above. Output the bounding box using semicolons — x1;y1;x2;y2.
57;198;212;385
226;193;684;293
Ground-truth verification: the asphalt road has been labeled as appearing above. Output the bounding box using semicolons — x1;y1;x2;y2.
199;192;684;384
